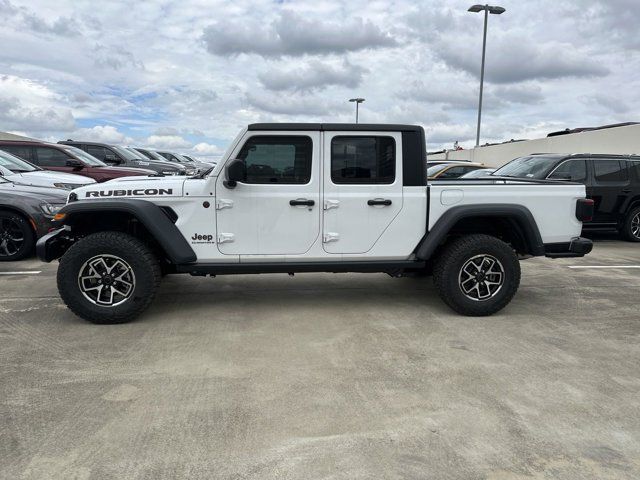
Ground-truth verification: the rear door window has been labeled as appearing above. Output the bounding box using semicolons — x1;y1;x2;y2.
438;166;467;178
1;145;33;162
331;136;395;184
548;159;587;182
593;160;628;183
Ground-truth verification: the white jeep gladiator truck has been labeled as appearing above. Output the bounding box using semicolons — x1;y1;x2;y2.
37;123;593;324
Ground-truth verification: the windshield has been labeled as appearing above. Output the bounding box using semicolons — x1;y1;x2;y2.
112;145;144;161
60;145;107;166
426;164;450;177
493;156;562;179
0;149;38;172
172;152;191;163
138;149;168;161
461;169;494;178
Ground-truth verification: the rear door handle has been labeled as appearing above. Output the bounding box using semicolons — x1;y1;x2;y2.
290;199;315;206
367;198;392;206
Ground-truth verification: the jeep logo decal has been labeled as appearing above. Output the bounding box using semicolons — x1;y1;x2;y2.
85;188;173;198
191;233;214;244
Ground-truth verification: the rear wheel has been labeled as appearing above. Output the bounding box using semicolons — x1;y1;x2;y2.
0;210;34;261
57;232;161;324
621;206;640;242
433;234;521;316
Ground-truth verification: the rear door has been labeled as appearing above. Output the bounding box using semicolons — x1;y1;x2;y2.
322;132;403;254
1;145;34;163
215;131;321;255
590;159;630;224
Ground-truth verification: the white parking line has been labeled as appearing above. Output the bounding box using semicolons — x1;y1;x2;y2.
0;271;42;275
568;266;640;269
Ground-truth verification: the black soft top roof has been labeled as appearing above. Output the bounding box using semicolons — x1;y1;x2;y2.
248;123;424;133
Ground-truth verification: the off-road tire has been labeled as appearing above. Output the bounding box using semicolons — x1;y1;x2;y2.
621;206;640;242
57;232;161;324
433;234;521;316
0;210;35;261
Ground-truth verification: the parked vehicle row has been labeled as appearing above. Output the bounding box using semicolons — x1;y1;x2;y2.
0;138;214;261
58;140;190;175
0;149;95;190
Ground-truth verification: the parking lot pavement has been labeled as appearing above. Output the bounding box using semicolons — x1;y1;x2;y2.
1;238;639;480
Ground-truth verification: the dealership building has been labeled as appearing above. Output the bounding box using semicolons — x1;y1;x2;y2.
427;122;640;168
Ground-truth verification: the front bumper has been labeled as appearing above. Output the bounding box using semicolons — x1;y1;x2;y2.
36;228;71;262
544;237;593;258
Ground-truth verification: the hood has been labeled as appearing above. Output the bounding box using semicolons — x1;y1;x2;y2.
100;165;158;175
21;170;96;184
135;159;186;171
0;181;68;202
70;176;186;200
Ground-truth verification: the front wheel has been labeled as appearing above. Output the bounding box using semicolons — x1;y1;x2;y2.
57;232;161;324
0;211;34;261
433;234;521;316
621;206;640;242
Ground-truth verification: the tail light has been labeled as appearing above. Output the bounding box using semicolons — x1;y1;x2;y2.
576;198;594;222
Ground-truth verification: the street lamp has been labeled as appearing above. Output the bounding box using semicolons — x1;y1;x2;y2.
468;4;505;147
349;98;365;123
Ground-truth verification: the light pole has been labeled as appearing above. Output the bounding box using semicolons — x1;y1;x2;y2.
349;98;365;123
468;4;505;147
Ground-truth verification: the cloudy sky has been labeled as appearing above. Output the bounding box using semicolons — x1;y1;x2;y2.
0;0;638;158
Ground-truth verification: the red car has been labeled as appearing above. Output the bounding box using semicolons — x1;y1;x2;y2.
0;141;156;182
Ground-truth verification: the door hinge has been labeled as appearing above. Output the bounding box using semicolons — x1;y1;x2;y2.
217;233;235;244
323;232;340;243
324;199;340;210
216;199;234;210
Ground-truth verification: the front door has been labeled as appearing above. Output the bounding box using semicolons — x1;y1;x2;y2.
33;146;73;175
215;132;321;255
322;132;403;254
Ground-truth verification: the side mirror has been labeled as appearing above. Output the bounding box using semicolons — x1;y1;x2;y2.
224;159;246;189
104;154;121;165
66;159;84;170
550;173;572;181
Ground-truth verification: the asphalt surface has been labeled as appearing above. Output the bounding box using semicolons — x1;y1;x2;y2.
1;236;639;479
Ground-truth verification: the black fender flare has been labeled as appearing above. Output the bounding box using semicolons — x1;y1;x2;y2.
38;199;196;264
415;204;545;260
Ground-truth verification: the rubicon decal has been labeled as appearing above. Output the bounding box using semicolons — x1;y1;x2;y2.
85;188;173;198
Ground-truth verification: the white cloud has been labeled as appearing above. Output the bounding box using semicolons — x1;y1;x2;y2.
145;134;192;149
70;125;133;144
192;142;225;156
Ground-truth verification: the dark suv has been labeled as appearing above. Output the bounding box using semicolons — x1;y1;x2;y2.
0;141;158;183
58;141;186;176
493;154;640;241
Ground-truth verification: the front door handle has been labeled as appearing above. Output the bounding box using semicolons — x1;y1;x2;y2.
367;198;392;206
290;199;315;207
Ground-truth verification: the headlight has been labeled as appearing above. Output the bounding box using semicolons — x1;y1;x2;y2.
54;182;84;190
40;203;65;217
161;170;178;176
185;168;197;175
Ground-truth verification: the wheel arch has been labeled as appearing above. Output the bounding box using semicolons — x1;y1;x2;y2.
415;204;545;261
624;196;640;215
47;200;195;264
